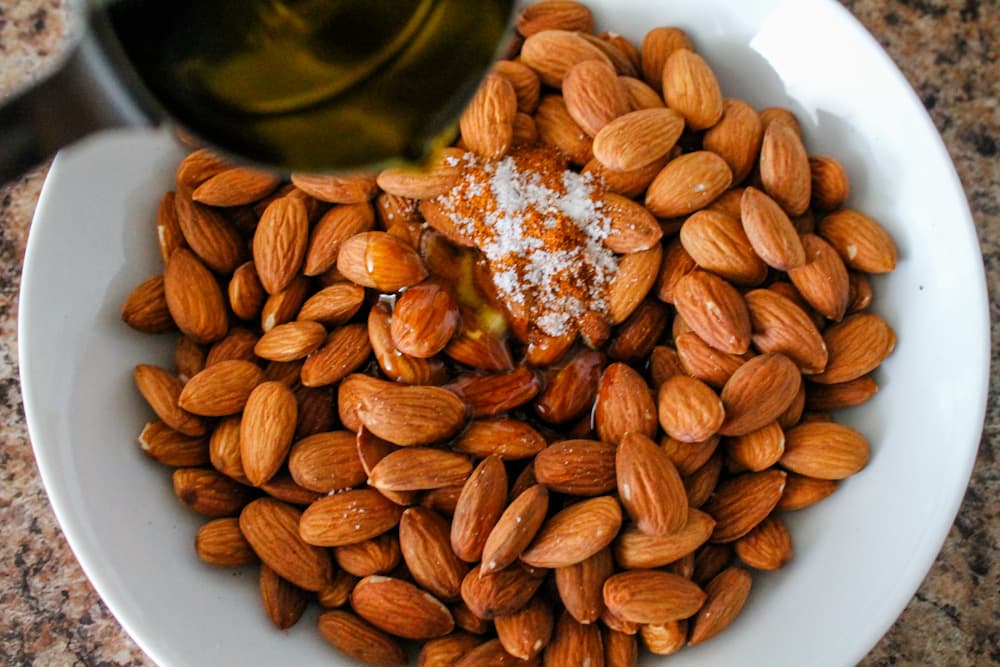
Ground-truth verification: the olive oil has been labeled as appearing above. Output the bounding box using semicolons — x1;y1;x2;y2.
97;0;514;171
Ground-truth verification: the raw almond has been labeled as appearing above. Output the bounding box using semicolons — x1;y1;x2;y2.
175;149;229;191
317;610;407;666
817;209;898;273
534;94;595;166
605;627;638;666
616;432;688;536
607;300;669;363
174;194;247;274
516;1;594;36
640;27;693;92
456;639;535;667
288;430;366;493
451;455;508;562
521;30;613;87
338;231;429;292
703;99;763;183
370;448;472;492
240;381;297;486
675;332;744;389
122;275;174;334
619;75;664;110
377;148;465;200
352;379;467;445
156;192;185;262
555;547;614;624
400;507;470;601
599;192;664;253
194;517;257;567
453;419;546;460
679;209;768;286
583;154;667;199
657;374;725;443
495;596;554;660
740;186;806;270
192;167;280;207
521;496;622;568
134;364;206;436
460;563;547;620
563;60;630;137
781;421;870;479
810;313;895;384
301;323;373;387
662;49;723;130
352;575;455;640
262;274;310;331
318;571;359;609
654;238;697;304
299;489;403;546
290;172;377;204
735;514;793;570
848;272;873;313
174;337;206;385
703;470;787;542
612;507;715;569
688;567;752;645
259;564;309;630
661;434;720;476
261;472;322;506
304;202;376;276
138;420;209;467
777;473;838;510
419;633;483;667
178;360;265;416
239;498;333;591
391;280;460;358
534;439;617;496
606;244;662;324
593;363;657;445
460;74;517;159
673;269;751;355
684;450;724;508
205;328;259;366
298;282;366;325
787;233;851;321
745;288;828;374
719;353;802;436
603;570;706;624
545;611;605;667
760;121;811;215
645;151;733;218
334;533;401;577
494;60;542;114
805;375;878;410
368;304;448;385
809;155;850;211
447;366;541;418
253;197;309;295
727;422;786;472
163;248;229;344
228;261;266;321
481;484;550;574
254;320;326;362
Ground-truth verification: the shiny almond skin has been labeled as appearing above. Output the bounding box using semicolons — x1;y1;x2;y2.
254;320;326;362
603;570;707;624
809;156;850;211
288;430;366;493
370;448;473;492
163;248;229;344
259;564;309;630
600;192;664;253
451;456;508;562
675;332;744;389
760;121;812;216
290;172;378;204
521;496;622;568
521;30;613;88
179;360;265;417
481;485;550;574
612;508;716;569
727;422;786;472
645;151;733;219
594;363;658;445
353;379;467;446
317;610;407;666
495;596;554;660
688;567;752;646
703;470;787;543
447;367;540;419
673;270;751;355
810;313;896;384
240;381;297;487
368;303;448;386
788;233;851;322
337;231;429;292
563;60;630;137
662;49;723;130
453;419;546;460
228;261;266;321
194;517;257;568
607;244;663;324
777;473;838;511
555;547;614;624
703;99;763;183
173;194;247;274
719;353;802;437
297;282;366;326
658;375;725;443
680;209;768;286
781;421;870;479
400;507;470;601
300;324;372;388
299;489;403;547
735;515;794;570
745;288;828;374
134;364;206;437
593;108;683;171
122;274;174;334
239;498;333;591
461;563;547;620
545;611;605;667
391;280;460;359
616;432;688;536
138;421;210;467
534;440;617;496
304;202;375;276
740;186;807;270
352;575;455;640
607;300;669;364
461;74;517;159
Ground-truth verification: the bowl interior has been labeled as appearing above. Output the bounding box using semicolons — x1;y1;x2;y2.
19;1;989;666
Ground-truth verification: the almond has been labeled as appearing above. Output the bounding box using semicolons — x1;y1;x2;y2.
521;30;613;87
781;421;870;479
594;363;658;445
809;156;850;211
599;192;664;253
177;360;264;417
351;379;467;445
521;496;622;568
334;533;401;577
252;320;325;362
370;449;471;494
138;420;209;467
605;628;638;666
619;75;664;110
456;639;535;667
603;570;706;624
451;455;508;562
481;485;550;575
661;434;720;476
534;439;617;496
447;366;541;418
674;333;744;389
692;543;733;586
287;430;365;493
640;27;693;92
399;508;469;601
817;209;898;273
703;99;763;183
534;94;594;166
174;336;206;383
252;196;309;294
848;272;873;313
419;633;483;667
317;610;407;666
451;600;493;635
299;489;403;547
368;303;447;385
122;275;174;334
174;194;247;274
805;375;878;410
657;375;725;443
745;288;828;374
680;209;768;285
318;571;359;609
290;172;378;204
133;364;206;436
688;567;752;645
163;248;229;344
304;202;376;276
645;151;732;218
612;507;715;569
779;383;807;429
239;498;333;591
719;353;802;436
300;323;372;387
259;564;308;630
261;274;310;331
703;470;787;542
555;547;613;624
453;419;546;461
460;563;547;620
777;473;838;510
727;422;786;472
294;386;335;439
261;472;322;506
735;514;793;570
674;269;751;355
391;280;460;358
156;192;186;262
494;60;542;114
495;596;554;660
606;244;663;324
205;328;259;366
563;60;630;137
759;121;811;216
377;148;466;200
338;231;429;292
616;432;688;536
640;622;687;657
662;49;723;130
194;517;257;567
298;282;366;325
175;149;229;191
583;154;667;198
685;449;725;508
787;233;851;321
655;238;697;304
192;167;280;207
545;611;604;667
239;381;297;486
759;106;802;135
460;74;517;159
810;313;895;384
516;1;594;37
607;300;669;363
228;261;265;321
740;186;806;270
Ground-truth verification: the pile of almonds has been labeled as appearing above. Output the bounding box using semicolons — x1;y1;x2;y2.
122;1;899;664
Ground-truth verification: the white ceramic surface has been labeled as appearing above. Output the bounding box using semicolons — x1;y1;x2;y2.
19;1;989;665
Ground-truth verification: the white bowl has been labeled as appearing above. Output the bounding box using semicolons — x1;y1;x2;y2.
20;0;990;665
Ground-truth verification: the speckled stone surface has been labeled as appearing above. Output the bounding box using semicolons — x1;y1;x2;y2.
0;0;996;665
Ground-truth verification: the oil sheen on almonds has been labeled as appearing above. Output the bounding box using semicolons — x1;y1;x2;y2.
99;0;514;171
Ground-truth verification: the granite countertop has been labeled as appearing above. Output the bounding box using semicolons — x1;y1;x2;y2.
0;0;996;664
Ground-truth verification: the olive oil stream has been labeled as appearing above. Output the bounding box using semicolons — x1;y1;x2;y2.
101;0;513;171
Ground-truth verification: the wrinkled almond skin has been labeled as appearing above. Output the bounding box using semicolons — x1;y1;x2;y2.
675;332;744;389
680;209;768;286
228;261;266;321
603;570;706;625
583;155;668;199
719;353;802;437
163;248;229;344
377;148;465;200
460;74;517;159
482;485;550;575
195;516;258;568
760;121;812;216
516;1;594;37
594;363;657;445
456;639;536;667
658;375;725;443
662;49;723;130
134;364;206;437
703;99;763;183
495;596;554;660
290;172;378;204
534;440;617;496
607;300;669;364
259;564;309;630
655;238;697;304
728;421;786;472
461;563;547;620
805;375;879;411
521;30;613;88
401;507;470;601
454;419;546;461
419;633;483;667
352;575;455;640
777;473;838;511
688;567;753;646
645;151;733;219
781;421;871;479
304;203;376;276
593;108;684;171
253;197;309;295
818;209;898;274
494;59;542;114
179;360;265;417
641;27;693;92
451;455;508;563
288;430;366;493
535;94;595;166
545;611;605;667
240;381;297;487
139;421;209;467
788;233;851;321
616;432;688;536
370;448;473;492
661;434;720;476
810;156;850;211
673;270;751;355
703;470;787;543
620;75;663;109
612;508;715;569
740;186;806;270
641;621;687;656
351;377;467;445
193;167;280;208
745;288;828;374
604;627;639;666
448;367;541;419
607;244;663;325
122;275;174;334
261;275;311;331
174;194;247;274
811;313;896;384
239;498;333;591
299;489;403;547
735;514;794;570
521;496;622;568
600;192;664;253
563;60;631;137
317;610;407;666
205;328;259;366
555;547;614;625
